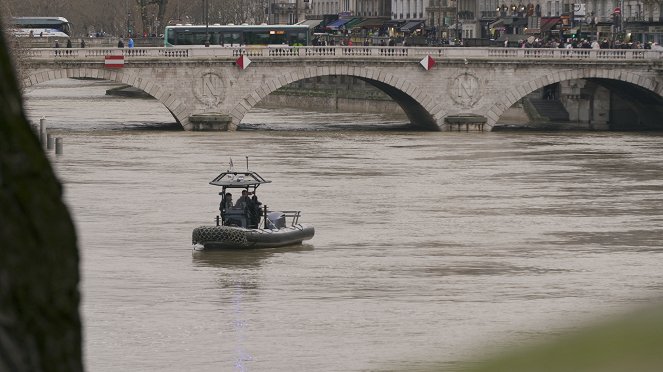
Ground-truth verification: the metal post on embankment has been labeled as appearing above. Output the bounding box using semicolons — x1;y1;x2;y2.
46;133;54;150
34;117;64;155
55;137;63;155
39;117;47;146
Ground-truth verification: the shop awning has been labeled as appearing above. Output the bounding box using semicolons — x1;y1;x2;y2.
326;18;351;30
384;20;406;27
540;17;560;32
352;17;389;29
297;19;323;28
490;19;504;28
344;18;364;29
400;20;424;32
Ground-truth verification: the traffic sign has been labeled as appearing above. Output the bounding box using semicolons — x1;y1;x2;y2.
236;55;251;70
104;55;124;68
419;55;436;71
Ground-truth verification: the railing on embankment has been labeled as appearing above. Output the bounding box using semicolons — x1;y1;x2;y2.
24;46;663;62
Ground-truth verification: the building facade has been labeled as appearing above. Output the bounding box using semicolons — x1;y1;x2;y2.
268;0;311;24
357;0;392;16
306;0;662;43
391;0;428;19
465;0;662;43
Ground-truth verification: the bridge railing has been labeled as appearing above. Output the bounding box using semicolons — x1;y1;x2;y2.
25;46;663;61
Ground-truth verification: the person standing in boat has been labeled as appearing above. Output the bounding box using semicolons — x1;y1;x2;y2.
221;192;233;212
248;193;262;228
235;189;252;208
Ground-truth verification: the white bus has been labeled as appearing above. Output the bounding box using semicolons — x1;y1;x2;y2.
11;17;72;38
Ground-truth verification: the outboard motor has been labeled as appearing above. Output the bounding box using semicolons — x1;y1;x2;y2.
267;212;286;229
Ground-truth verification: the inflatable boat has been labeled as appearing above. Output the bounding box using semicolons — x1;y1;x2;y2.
192;166;314;250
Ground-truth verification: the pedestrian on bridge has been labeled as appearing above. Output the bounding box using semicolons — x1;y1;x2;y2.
118;39;124;48
128;38;134;48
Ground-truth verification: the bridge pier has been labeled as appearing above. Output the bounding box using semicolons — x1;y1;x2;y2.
188;113;233;131
443;115;487;132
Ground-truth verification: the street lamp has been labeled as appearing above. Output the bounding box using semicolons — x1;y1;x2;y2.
203;0;209;46
125;0;132;37
455;0;460;43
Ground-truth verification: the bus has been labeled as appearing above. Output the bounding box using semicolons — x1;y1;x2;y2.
164;24;311;47
11;17;72;38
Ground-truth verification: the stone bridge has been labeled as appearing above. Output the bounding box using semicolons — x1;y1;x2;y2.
23;46;663;131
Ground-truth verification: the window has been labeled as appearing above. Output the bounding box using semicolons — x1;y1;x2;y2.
222;32;241;45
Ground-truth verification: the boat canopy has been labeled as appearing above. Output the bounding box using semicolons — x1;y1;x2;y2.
209;170;272;188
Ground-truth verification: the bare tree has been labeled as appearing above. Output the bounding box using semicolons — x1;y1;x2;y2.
2;0;270;39
3;0;127;37
208;0;268;25
135;0;169;36
1;2;30;92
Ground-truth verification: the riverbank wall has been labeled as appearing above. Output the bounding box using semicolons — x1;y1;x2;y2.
256;93;404;114
256;75;403;114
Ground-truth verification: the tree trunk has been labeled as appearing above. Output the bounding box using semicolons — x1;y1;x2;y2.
0;23;83;372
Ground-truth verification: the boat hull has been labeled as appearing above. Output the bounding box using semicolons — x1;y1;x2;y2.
192;224;314;250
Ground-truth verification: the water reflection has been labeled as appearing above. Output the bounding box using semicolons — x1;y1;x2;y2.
191;244;315;269
24;79;663;372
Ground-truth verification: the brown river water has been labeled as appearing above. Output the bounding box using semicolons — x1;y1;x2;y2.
24;79;663;372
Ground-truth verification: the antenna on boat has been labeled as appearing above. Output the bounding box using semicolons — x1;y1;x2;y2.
246;156;249;171
228;157;234;171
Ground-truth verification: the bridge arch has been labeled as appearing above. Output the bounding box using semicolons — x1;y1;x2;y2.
22;68;188;127
489;68;662;129
230;66;442;130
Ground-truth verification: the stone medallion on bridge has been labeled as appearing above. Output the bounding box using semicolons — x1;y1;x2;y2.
450;73;481;108
193;72;224;108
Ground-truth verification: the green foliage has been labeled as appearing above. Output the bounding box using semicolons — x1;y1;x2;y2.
457;304;663;372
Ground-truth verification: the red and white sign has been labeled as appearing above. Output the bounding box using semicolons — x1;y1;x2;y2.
419;55;436;71
104;55;125;68
236;55;252;70
613;7;621;14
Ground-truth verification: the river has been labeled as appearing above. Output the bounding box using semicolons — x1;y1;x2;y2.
24;79;663;372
